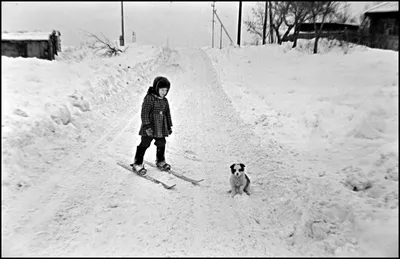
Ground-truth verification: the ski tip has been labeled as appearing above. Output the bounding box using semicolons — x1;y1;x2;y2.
166;184;177;189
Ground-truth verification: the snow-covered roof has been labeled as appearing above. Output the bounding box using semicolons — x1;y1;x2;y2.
365;2;399;14
1;31;51;41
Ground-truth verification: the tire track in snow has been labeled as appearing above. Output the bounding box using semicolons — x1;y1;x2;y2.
2;85;143;256
150;48;295;256
3;47;299;256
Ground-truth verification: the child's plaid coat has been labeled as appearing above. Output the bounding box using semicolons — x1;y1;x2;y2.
138;87;173;138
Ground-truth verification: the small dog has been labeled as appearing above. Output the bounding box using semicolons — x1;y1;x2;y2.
228;163;250;197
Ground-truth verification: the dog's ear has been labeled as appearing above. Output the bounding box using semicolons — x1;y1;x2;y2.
240;163;245;169
230;164;235;170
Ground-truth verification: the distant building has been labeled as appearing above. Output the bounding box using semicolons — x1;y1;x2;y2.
364;2;399;51
1;30;62;60
283;22;359;43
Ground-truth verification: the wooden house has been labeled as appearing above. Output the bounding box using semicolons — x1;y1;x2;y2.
364;2;399;51
1;30;61;60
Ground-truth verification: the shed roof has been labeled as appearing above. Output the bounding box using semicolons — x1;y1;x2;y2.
1;31;51;41
365;2;399;14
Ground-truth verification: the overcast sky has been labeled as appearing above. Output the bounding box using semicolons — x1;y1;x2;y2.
2;1;370;48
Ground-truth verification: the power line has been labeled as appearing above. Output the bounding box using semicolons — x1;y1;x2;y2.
213;9;234;44
211;1;215;48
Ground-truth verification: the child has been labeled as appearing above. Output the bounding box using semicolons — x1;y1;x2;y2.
131;76;173;175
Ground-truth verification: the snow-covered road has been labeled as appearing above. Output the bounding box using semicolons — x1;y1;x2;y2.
2;45;398;257
2;48;295;256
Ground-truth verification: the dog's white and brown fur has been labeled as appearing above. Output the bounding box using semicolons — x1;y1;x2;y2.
228;163;250;197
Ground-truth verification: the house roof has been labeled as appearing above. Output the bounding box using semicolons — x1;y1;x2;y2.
1;31;51;41
365;2;399;14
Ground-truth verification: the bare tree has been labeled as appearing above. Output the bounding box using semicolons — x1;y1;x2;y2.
355;2;380;46
285;2;313;48
270;1;292;44
244;2;266;44
244;1;291;45
309;1;340;54
81;30;129;57
245;1;313;47
334;2;357;24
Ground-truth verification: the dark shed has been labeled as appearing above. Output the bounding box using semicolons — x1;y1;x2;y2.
364;2;399;51
1;31;61;60
283;22;359;43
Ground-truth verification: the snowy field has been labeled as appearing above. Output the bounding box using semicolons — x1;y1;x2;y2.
2;39;398;257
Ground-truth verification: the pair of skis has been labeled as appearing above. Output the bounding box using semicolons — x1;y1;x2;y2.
117;160;204;190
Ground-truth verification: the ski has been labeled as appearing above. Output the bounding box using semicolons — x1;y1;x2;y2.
144;161;204;185
117;161;176;190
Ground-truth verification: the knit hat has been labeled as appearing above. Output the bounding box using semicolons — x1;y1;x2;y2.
153;76;170;94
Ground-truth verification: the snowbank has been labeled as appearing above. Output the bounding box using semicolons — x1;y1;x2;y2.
206;39;398;161
2;43;169;190
206;39;398;257
2;38;397;257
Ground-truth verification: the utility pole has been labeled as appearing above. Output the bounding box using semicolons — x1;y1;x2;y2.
120;1;125;46
237;1;242;46
269;1;274;43
262;1;267;45
211;2;215;48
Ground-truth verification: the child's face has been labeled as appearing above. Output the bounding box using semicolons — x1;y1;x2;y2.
159;88;168;98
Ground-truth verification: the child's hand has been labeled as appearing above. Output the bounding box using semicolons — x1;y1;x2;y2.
145;128;153;136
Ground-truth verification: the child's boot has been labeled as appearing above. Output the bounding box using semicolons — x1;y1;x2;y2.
131;146;148;175
156;146;171;170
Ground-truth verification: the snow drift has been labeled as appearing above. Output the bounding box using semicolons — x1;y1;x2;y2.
2;39;398;257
